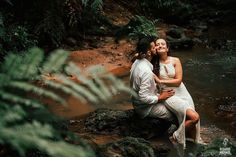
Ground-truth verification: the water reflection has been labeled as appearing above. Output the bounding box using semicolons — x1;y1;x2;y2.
172;44;236;139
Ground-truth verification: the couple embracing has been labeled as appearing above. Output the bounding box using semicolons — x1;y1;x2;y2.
130;36;202;148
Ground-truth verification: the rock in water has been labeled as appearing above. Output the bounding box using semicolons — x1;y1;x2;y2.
96;137;170;157
85;108;173;139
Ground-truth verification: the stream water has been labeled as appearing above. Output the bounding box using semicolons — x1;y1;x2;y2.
165;44;236;156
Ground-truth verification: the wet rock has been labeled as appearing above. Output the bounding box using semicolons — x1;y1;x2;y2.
96;137;170;157
85;108;172;139
65;37;77;47
167;28;182;39
166;26;194;49
194;138;236;157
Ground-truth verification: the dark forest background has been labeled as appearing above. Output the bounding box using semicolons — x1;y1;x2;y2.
0;0;235;157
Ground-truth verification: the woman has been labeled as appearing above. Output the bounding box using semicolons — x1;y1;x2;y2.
151;38;201;148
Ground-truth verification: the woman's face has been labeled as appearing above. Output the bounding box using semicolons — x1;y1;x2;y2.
155;39;168;55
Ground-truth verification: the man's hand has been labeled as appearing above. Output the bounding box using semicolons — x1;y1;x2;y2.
158;89;175;101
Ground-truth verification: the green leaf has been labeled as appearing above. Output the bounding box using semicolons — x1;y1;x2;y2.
42;79;87;103
0;121;96;157
42;49;69;73
0;90;43;108
0;104;26;125
8;81;66;105
56;74;99;103
1;53;23;79
66;63;109;102
20;47;44;79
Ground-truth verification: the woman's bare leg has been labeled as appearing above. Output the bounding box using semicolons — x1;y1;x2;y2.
185;109;199;140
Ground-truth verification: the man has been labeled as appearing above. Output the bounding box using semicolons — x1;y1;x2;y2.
130;36;175;121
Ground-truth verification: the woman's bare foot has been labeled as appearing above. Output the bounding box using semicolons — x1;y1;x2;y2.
169;135;178;145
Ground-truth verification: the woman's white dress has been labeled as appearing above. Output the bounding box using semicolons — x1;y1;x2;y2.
159;58;200;148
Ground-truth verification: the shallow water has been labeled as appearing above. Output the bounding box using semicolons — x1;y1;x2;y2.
165;44;236;156
173;45;236;138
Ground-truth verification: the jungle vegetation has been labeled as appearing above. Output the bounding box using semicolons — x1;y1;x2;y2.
0;0;235;157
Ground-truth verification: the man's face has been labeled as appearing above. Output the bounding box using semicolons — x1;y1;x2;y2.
149;41;157;56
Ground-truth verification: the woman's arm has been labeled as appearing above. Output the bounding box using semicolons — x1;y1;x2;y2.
155;57;183;87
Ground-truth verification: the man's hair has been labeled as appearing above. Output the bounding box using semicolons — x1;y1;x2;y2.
136;36;156;58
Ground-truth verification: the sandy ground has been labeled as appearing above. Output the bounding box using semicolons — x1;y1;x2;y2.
69;39;135;76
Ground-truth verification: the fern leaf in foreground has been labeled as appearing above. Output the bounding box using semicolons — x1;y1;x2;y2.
8;81;66;105
0;90;43;108
42;79;87;103
0;47;136;157
0;121;96;157
20;48;44;79
66;63;111;102
42;49;68;73
56;74;99;103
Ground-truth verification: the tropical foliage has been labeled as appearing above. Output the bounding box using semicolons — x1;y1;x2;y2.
0;12;36;60
140;0;193;24
0;0;106;51
0;47;135;157
116;15;158;40
128;16;158;39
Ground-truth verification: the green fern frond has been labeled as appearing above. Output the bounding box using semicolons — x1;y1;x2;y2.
129;16;158;39
87;65;112;100
0;47;135;157
42;79;87;103
1;48;43;80
0;90;43;108
0;73;10;86
20;47;44;79
1;53;23;79
0;121;96;157
91;0;103;12
0;104;26;125
42;49;69;73
8;81;66;105
66;63;110;102
56;74;99;103
104;74;138;97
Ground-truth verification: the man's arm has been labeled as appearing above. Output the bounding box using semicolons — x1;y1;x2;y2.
138;72;158;104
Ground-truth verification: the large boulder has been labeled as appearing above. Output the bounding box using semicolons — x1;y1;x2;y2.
96;137;170;157
166;26;194;49
85;108;173;139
